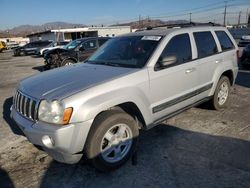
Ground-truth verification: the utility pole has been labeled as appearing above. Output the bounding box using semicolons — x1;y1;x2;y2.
246;8;249;23
238;11;242;27
139;15;141;29
189;13;192;23
223;1;227;26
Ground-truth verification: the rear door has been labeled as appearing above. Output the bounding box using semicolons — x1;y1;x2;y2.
214;30;237;76
148;33;199;121
192;31;223;100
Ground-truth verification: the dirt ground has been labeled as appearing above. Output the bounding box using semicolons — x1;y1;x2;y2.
0;50;250;188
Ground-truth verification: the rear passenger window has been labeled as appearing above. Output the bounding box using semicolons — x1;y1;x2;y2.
215;31;234;51
194;31;218;58
159;33;192;67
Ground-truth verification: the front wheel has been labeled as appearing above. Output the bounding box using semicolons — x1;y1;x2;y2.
209;76;231;110
85;111;139;171
61;59;75;67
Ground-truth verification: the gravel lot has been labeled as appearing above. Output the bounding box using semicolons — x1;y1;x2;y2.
0;50;250;188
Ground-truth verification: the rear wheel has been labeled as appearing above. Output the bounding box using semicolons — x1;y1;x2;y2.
85;110;139;171
209;76;231;110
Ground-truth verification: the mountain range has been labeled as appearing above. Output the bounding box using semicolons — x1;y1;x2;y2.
0;20;189;38
0;22;85;38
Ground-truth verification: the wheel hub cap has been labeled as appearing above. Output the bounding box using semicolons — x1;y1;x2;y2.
217;81;229;105
100;123;132;163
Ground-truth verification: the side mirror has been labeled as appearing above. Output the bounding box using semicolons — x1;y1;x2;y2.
79;46;85;51
158;55;177;67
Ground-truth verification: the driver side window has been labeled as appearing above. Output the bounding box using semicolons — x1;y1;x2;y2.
156;33;192;70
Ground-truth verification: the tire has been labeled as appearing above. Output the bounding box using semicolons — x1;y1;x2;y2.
20;51;26;56
209;76;231;110
85;110;139;171
61;59;75;67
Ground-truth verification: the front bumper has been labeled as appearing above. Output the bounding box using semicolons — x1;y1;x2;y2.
11;107;93;164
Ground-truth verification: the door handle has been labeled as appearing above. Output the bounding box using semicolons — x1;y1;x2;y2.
185;68;196;74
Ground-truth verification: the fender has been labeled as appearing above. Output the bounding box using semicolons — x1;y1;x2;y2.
67;86;153;126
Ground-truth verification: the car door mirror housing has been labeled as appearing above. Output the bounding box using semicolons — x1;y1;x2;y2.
78;46;85;51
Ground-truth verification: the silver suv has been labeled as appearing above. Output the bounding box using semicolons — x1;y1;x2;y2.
11;26;238;171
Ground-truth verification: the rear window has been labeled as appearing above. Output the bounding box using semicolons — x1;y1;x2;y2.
215;31;234;51
194;31;218;58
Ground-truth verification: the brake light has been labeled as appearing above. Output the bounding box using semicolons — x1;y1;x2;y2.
236;50;240;64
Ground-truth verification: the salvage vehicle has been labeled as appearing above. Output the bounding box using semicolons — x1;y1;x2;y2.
241;44;250;68
14;40;53;56
0;41;7;52
43;37;110;69
11;25;238;171
238;35;250;47
39;41;69;56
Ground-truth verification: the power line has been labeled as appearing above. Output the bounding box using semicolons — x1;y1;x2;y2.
99;1;250;26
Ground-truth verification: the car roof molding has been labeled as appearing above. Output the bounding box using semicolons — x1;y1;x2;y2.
145;22;222;31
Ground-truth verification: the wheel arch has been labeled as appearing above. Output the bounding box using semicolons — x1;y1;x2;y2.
221;69;234;86
62;57;77;64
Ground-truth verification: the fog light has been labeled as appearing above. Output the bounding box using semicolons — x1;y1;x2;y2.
42;135;54;148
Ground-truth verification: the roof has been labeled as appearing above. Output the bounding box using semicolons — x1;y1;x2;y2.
26;26;131;37
52;26;131;33
26;30;51;37
122;26;227;37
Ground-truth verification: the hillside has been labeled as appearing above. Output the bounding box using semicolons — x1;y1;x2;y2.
0;22;85;38
0;19;189;38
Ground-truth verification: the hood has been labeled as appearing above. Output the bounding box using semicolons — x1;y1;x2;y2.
44;48;68;58
19;63;137;100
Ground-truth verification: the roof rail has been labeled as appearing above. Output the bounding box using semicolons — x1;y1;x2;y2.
146;22;221;30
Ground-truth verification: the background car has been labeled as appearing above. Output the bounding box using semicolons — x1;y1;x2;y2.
238;35;250;47
241;44;250;68
0;41;7;52
39;41;69;56
6;41;19;50
14;40;53;56
43;37;110;69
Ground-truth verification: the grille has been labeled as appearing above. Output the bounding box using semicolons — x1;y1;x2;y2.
13;91;38;121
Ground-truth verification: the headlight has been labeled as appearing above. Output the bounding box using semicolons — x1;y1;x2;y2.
38;100;73;125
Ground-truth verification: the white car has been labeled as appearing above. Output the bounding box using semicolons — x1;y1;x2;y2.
40;41;69;56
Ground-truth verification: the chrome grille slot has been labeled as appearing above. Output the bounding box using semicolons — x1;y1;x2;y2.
13;91;38;121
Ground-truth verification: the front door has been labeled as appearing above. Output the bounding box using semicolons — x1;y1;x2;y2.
78;39;98;62
148;33;199;121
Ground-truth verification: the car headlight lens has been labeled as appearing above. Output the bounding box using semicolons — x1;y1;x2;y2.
38;100;73;125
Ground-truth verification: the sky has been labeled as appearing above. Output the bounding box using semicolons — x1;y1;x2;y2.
0;0;250;30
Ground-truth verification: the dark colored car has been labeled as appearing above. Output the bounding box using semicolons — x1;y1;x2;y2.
241;44;250;68
43;37;110;69
14;40;53;56
238;40;250;47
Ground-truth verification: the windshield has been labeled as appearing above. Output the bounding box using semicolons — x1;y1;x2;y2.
87;36;161;68
63;40;82;50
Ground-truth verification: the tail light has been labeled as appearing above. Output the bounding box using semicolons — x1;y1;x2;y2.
236;50;240;64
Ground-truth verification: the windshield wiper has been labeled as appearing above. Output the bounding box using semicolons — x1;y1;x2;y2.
87;60;122;67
